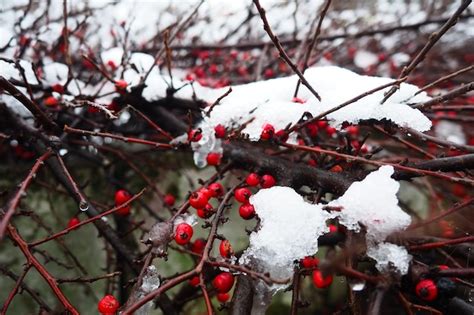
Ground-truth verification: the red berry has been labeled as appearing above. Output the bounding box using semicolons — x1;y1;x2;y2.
114;79;128;91
199;187;214;199
306;123;318;137
246;173;260;186
51;83;64;94
67;217;80;229
217;292;230;303
438;265;449;271
308;159;317;167
164;194;176;206
115;190;132;215
237;66;248;76
316;120;328;129
107;60;117;70
115;189;131;205
234;188;252;203
345;125;359;137
44;96;59;107
191;238;206;254
325;126;337;136
292;97;306;104
185;73;195;81
264;68;274;79
328;224;338;233
98;295;119;315
188;129;202;142
174;223;193;245
312;270;333;288
260;124;275;140
189;191;209;209
87;105;100;113
330;165;343;173
300;256;319;269
206;152;222;166
208;182;225;198
209;63;218;74
189;276;200;287
212;272;234;293
116;205;131;216
197;203;215;219
415;279;438;301
452;184;466;198
275;129;289;142
214;124;226;138
239;203;255;220
219;239;233;258
261;174;276;188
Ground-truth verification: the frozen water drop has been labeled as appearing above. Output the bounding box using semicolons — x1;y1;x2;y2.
79;201;89;212
349;279;366;291
59;148;68;156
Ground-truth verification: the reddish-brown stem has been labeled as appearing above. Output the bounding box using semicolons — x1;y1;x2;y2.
381;0;472;103
282;143;474;186
0;150;52;239
7;225;79;314
127;105;174;140
29;188;146;247
1;264;31;315
408;197;474;230
253;0;322;101
199;273;214;315
409;235;474;251
63;125;173;149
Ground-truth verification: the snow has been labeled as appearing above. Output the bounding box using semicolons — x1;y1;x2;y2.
240;186;331;282
434;120;466;145
43;62;69;85
328;165;411;243
0;60;39;84
367;242;411;274
354;50;378;68
185;66;431;167
240;166;411;296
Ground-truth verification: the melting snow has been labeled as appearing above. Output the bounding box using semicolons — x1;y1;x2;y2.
240;166;411;293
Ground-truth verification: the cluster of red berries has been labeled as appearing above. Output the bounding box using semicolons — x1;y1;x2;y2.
300;256;334;289
234;173;277;220
174;183;227;245
212;272;235;303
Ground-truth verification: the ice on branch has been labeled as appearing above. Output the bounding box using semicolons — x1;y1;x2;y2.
240;166;411;297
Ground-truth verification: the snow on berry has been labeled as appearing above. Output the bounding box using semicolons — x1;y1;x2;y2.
239;166;412;297
328;166;411;243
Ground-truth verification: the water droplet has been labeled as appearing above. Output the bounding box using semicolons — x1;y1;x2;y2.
101;217;108;222
349;279;366;291
10;139;18;147
59;148;68;156
79;201;89;212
